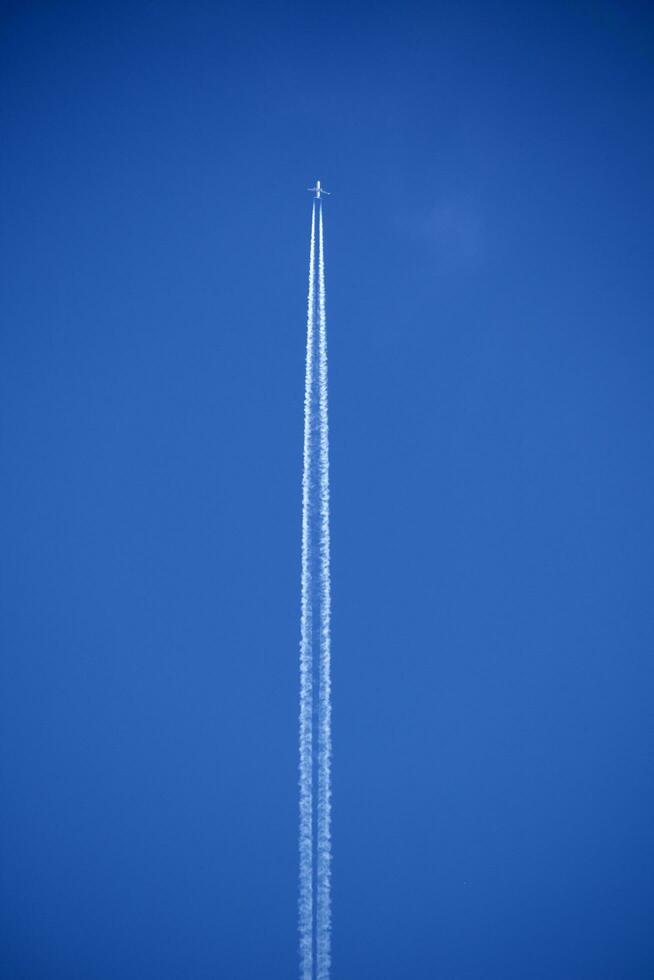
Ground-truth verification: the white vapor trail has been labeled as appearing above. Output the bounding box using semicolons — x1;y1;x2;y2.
316;203;332;980
299;201;332;980
299;201;316;980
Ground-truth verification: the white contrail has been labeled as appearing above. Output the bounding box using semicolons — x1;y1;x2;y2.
316;202;332;980
299;198;332;980
299;201;316;980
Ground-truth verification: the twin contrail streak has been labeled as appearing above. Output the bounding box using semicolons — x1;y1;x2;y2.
299;200;332;980
299;203;316;980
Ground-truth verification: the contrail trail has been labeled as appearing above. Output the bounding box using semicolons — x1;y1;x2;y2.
299;201;316;980
316;203;332;980
299;199;332;980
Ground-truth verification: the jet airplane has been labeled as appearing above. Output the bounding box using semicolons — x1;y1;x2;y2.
308;180;330;199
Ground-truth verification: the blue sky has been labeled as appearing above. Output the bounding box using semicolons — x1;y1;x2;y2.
2;2;654;977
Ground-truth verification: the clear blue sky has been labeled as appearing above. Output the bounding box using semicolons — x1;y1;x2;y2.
2;2;653;977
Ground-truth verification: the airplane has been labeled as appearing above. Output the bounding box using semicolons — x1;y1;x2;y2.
308;180;330;199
